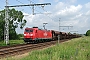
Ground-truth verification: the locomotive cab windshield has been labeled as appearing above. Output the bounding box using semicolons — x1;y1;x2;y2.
24;28;35;42
25;29;33;32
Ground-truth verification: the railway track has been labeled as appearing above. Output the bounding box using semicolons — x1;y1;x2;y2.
0;39;69;58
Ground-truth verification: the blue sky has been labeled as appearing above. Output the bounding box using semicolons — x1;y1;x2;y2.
0;0;90;34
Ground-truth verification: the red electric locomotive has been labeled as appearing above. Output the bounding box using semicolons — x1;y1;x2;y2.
24;27;52;43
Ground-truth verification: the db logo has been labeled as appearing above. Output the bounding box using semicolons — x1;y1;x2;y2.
44;32;47;36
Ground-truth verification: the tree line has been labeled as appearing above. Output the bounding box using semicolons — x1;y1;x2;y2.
0;8;27;40
86;30;90;36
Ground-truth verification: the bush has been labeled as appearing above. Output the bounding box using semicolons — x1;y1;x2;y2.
86;30;90;36
18;34;24;40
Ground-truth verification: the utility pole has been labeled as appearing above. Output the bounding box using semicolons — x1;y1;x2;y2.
4;3;51;45
4;0;9;45
58;18;60;44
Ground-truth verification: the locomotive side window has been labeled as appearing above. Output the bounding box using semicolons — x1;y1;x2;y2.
25;29;33;32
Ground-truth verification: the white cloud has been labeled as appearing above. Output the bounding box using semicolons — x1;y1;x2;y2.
64;0;77;4
85;2;90;9
54;2;65;11
53;0;59;2
86;10;90;15
23;13;35;23
57;5;82;16
39;0;45;2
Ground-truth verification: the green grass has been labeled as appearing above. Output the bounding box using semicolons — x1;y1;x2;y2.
0;40;24;46
21;36;90;60
2;36;90;60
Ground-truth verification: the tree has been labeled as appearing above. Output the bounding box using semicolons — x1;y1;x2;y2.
0;19;4;40
86;30;90;36
0;8;27;40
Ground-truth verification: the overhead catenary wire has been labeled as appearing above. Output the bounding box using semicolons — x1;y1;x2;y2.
7;0;54;21
27;0;34;4
27;0;48;15
27;0;42;15
15;0;53;24
15;0;36;15
27;0;35;15
27;0;53;20
15;0;51;16
16;0;24;4
15;0;29;16
7;0;51;20
27;0;54;21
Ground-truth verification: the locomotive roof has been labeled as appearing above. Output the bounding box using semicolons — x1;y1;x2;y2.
25;28;33;29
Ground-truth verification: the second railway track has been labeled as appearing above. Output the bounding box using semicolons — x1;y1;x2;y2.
0;39;69;58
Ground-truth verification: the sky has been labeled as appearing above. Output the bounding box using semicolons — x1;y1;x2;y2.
0;0;90;34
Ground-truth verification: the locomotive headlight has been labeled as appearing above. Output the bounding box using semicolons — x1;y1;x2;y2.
24;34;26;36
30;34;33;36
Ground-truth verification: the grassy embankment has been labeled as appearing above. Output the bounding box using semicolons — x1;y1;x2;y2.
3;36;90;60
0;40;24;46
